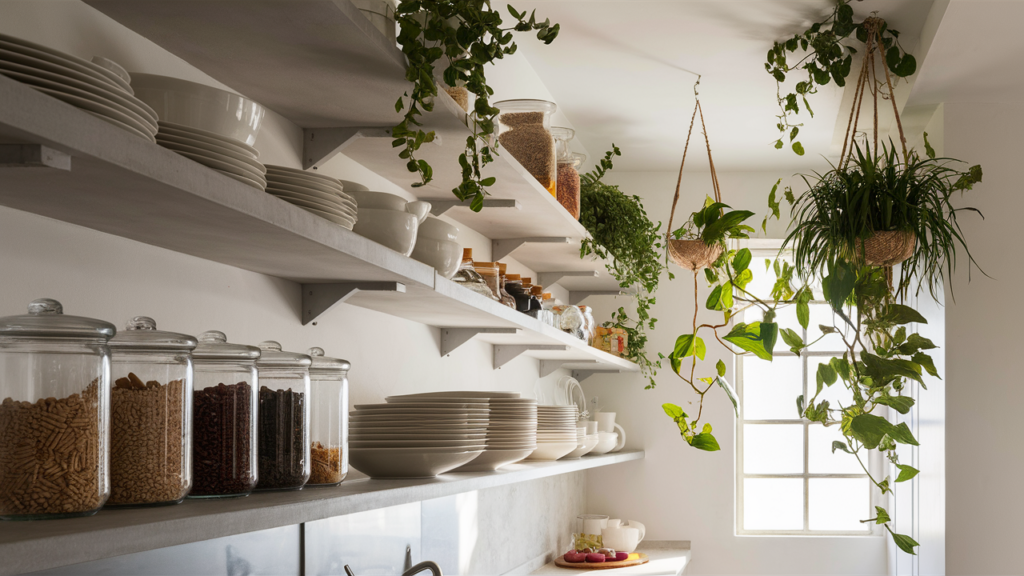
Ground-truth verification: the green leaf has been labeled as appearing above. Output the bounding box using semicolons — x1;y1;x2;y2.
706;285;723;310
780;327;805;354
796;394;805;417
760;322;778;355
894;53;917;77
849;413;893;450
480;176;496;186
791;141;805;156
824;261;856;311
774;139;784;150
716;376;739;417
817;362;838;386
923;131;936;159
888;422;920;446
874;395;915;415
874;506;891;524
913;352;940;378
716;359;727;377
832;440;853;454
662;403;686;420
889;529;919;555
694;337;707;361
885;304;928;325
796;288;812;329
861;353;925;385
896;464;919;482
724;322;773;360
898;333;937;355
689;432;721;451
733;248;752;274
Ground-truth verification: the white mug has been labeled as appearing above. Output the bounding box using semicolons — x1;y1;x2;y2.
606;518;623;528
601;525;643;553
596;411;616;433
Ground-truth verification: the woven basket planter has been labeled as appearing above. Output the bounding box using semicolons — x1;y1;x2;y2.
668;239;723;272
853;231;916;267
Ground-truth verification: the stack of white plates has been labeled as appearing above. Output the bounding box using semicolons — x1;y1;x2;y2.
156;121;267;190
349;402;486;478
526;405;580;461
387;391;538;471
0;32;158;141
265;165;358;230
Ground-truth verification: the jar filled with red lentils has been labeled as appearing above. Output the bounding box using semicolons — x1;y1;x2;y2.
0;298;115;520
107;317;196;507
189;331;260;499
306;348;349;487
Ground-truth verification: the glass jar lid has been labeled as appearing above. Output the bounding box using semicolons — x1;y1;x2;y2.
0;298;115;340
109;316;197;351
256;341;312;368
192;330;260;361
493;99;557;114
306;347;350;374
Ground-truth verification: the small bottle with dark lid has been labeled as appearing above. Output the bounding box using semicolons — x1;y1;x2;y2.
255;341;311;491
307;348;350;487
189;330;260;499
107;317;197;507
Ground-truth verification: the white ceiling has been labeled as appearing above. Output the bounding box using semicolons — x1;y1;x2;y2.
504;0;936;172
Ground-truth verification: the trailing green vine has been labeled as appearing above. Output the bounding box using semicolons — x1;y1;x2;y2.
394;2;559;210
765;1;916;154
579;146;670;389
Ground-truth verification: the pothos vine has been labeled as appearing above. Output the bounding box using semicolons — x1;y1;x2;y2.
394;2;558;210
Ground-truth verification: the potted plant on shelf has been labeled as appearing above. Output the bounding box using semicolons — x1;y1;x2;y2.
393;1;559;211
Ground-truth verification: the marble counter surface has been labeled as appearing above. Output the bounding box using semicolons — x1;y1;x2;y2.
530;541;691;575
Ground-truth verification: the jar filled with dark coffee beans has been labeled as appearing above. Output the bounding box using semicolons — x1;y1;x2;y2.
255;342;311;491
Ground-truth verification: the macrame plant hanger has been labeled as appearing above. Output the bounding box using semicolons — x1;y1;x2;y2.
666;77;726;272
839;17;916;288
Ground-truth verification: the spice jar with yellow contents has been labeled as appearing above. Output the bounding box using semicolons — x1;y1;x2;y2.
495;99;558;196
107;317;196;507
0;298;115;520
306;348;349;487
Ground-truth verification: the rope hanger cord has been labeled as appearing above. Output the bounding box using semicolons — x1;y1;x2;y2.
666;76;723;240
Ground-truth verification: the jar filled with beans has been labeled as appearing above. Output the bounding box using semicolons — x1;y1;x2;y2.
107;317;196;507
306;348;349;487
255;342;311;492
494;99;558;197
189;331;260;499
0;298;115;520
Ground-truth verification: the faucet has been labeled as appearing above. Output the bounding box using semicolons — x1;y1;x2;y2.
402;561;443;576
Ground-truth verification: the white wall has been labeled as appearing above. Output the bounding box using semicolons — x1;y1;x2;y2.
942;101;1024;575
580;170;888;575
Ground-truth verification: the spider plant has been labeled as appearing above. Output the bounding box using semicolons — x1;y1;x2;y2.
783;141;984;298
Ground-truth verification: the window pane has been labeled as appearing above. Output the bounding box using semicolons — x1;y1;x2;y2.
808;304;859;351
744;255;793;300
808;478;872;531
743;424;803;474
744;478;804;530
742;356;802;420
808;424;863;474
809;358;855;410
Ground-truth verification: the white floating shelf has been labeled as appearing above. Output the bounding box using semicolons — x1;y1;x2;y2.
0;450;644;576
84;0;624;294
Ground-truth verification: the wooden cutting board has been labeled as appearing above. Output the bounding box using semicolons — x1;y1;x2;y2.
554;552;649;570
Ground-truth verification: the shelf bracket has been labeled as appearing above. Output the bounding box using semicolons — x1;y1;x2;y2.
493;345;567;370
0;144;70;171
301;282;406;325
440;327;518;356
540;359;598;378
302;127;393;170
492;237;570;261
569;291;625;305
572;369;624;382
428;198;521;216
538;271;599;289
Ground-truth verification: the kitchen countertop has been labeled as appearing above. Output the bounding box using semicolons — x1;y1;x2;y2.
531;541;691;575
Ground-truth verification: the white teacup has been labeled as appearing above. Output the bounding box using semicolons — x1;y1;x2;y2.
601;520;645;553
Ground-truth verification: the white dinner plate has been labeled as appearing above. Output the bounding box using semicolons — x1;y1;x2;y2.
83;110;155;142
275;197;355;224
265;178;357;209
0;34;131;92
158;121;260;158
170;148;268;185
266;190;354;216
34;85;156;137
0;46;131;98
157;136;266;173
265;183;356;212
219;169;266;190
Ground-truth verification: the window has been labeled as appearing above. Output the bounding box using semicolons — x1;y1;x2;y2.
735;243;881;536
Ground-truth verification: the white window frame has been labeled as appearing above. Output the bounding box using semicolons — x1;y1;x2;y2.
734;240;884;537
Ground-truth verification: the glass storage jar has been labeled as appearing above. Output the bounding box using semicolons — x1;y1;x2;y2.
306;348;349;487
496;262;517;309
0;298;115;520
557;152;585;219
504;274;532;313
473;261;501;300
255;342;311;491
107;317;196;507
189;331;259;499
494;99;558;196
579;306;597;346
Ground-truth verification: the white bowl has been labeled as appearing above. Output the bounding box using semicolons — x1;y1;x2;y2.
412;236;462;279
348;190;409;211
562;435;600;460
418;216;459;242
590;432;619;455
353;208;419;256
130;73;265;145
524;441;578;461
453;448;536;472
349;448;484;479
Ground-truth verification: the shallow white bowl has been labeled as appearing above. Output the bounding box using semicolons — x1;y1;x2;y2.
130;73;265;145
418;216;459;242
524;441;578;461
453;448;535;472
349;448;483;479
353;208;419;256
412;236;462;279
561;434;600;460
589;432;619;455
347;190;408;211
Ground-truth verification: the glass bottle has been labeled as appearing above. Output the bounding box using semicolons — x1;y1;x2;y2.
527;285;545;320
0;299;115;520
255;342;311;491
578;306;597;346
541;293;556;327
306;348;349;487
504;273;532;312
189;331;259;499
557;152;585;220
496;262;517;309
494;99;558;197
452;248;499;300
107;317;196;507
473;261;501;300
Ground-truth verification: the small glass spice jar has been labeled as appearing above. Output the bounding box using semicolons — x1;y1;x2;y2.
107;317;196;507
255;342;311;491
557;152;585;219
504;273;532;312
0;298;115;520
306;348;349;487
496;262;517;309
189;331;259;499
495;99;558;197
473;261;501;300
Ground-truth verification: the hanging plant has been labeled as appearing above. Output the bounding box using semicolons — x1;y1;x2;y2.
394;1;559;211
764;2;916;154
579;146;670;390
